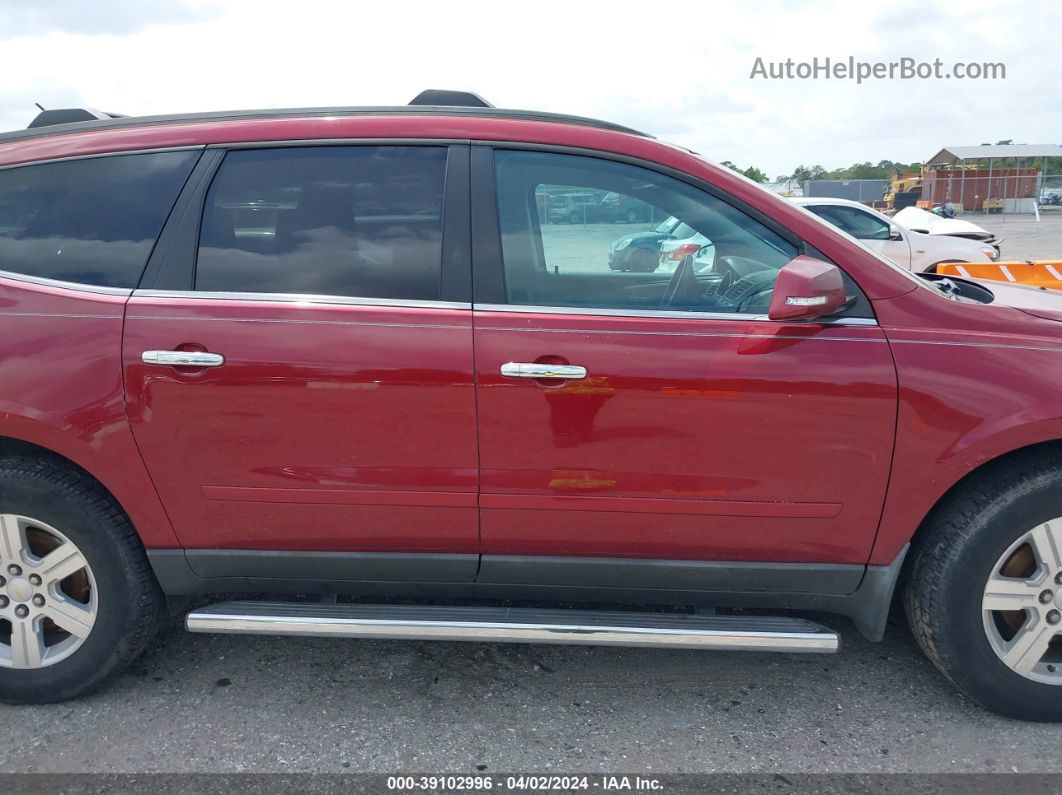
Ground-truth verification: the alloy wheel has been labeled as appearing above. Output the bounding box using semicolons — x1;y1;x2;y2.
0;514;97;669
982;518;1062;684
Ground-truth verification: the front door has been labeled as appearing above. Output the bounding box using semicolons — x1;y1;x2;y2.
472;148;897;585
123;144;478;582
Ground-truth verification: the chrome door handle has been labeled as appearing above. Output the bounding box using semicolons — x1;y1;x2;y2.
500;362;588;380
142;351;225;368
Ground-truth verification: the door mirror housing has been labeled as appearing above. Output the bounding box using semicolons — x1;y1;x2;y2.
888;224;903;241
768;256;847;322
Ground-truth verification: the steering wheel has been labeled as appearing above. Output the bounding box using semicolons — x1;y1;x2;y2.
712;264;735;296
659;254;698;308
717;270;779;312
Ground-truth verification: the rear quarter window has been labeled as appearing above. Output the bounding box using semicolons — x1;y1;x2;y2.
0;150;200;288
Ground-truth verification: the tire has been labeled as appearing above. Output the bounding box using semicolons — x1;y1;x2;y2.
624;209;638;224
630;250;658;273
905;449;1062;721
0;456;162;703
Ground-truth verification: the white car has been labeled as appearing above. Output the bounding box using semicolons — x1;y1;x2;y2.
893;205;1000;246
792;197;999;272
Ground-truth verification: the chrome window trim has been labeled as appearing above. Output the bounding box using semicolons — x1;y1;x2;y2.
211;138;468;150
133;288;471;310
472;302;878;326
0;268;132;297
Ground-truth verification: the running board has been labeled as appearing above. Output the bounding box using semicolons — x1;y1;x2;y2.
186;601;839;653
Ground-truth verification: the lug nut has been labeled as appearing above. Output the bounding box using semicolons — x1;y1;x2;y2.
31;595;45;607
1041;590;1055;604
28;573;41;586
13;604;28;618
1057;571;1062;585
0;575;5;586
0;595;8;608
7;564;21;576
1048;610;1062;625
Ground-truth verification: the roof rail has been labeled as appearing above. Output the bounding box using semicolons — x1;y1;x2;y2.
1;103;650;144
28;108;127;129
409;89;493;108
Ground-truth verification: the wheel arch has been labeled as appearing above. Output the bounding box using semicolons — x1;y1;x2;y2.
0;431;180;548
888;439;1062;602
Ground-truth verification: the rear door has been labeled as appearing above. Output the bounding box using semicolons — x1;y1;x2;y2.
471;147;898;588
123;143;478;583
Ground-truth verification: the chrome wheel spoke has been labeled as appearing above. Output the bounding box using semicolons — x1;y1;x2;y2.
1001;620;1057;676
982;574;1042;611
9;619;45;669
0;514;26;564
983;518;1062;685
43;595;95;638
1028;521;1062;573
35;542;88;586
0;514;97;671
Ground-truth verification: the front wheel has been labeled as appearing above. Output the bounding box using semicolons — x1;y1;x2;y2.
905;450;1062;720
0;457;162;703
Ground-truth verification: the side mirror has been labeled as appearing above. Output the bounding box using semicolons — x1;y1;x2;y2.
888;225;903;241
768;256;847;322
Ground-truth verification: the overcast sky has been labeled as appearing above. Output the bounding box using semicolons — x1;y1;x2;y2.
0;0;1055;178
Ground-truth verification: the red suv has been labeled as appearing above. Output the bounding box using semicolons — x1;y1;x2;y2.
2;92;1062;720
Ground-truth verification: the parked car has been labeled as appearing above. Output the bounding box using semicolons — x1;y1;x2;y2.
609;217;706;272
893;205;1001;252
546;191;604;224
597;191;653;223
548;190;653;225
4;94;1062;720
792;197;1000;271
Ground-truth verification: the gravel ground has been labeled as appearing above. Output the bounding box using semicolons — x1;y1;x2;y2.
2;612;1061;774
973;208;1062;261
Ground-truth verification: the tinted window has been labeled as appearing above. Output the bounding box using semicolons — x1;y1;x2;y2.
195;146;448;299
807;204;891;240
0;151;199;287
495;150;799;314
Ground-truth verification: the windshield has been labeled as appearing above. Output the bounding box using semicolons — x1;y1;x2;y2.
671;222;697;239
654;216;681;234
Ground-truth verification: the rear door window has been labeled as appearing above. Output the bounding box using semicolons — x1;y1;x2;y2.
194;146;448;299
0;151;199;288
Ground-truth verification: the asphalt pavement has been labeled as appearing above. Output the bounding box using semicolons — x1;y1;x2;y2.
2;610;1061;774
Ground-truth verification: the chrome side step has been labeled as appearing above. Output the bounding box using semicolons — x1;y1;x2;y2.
186;602;839;653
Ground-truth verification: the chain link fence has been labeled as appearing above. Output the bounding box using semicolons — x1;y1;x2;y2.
798;174;1062;216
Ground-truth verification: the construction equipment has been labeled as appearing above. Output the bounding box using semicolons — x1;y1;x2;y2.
883;172;923;211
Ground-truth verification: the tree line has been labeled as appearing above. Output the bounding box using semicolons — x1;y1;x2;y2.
721;159;920;185
723;141;1062;185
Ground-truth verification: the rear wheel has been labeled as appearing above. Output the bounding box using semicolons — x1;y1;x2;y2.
905;450;1062;720
0;457;162;703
